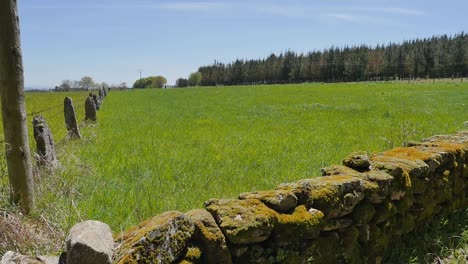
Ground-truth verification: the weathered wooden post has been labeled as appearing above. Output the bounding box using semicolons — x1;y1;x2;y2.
64;97;81;139
92;94;100;110
0;0;34;213
32;115;59;168
85;94;97;121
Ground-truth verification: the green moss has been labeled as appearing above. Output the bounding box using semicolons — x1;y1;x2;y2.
204;199;279;245
275;205;324;244
288;176;365;219
175;246;203;264
114;211;195;264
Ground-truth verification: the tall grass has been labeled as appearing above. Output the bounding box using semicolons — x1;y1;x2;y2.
0;82;467;238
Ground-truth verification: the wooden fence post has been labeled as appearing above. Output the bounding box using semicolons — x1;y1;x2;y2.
64;97;81;139
85;94;97;121
32;115;58;168
0;0;34;213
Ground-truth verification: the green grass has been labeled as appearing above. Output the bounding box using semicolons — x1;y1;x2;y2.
0;82;467;258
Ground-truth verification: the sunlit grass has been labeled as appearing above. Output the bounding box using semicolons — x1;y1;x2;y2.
0;82;467;253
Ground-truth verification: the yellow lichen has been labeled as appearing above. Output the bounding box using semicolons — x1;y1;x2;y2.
383;147;433;161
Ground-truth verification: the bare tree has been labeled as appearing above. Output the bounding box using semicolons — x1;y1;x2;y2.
59;79;73;91
78;76;95;90
0;0;34;213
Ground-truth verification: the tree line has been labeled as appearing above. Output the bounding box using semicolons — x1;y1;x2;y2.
55;76;127;92
196;33;468;86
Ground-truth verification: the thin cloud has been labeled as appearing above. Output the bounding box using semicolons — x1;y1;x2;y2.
158;2;229;11
326;13;359;22
354;7;425;16
24;1;230;11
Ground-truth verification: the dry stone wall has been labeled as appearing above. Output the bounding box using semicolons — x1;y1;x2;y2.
2;131;467;264
113;130;468;264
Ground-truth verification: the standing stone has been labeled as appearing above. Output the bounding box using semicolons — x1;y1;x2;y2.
32;115;58;168
66;220;114;264
64;97;81;139
85;94;97;121
92;94;100;110
103;86;107;97
98;88;103;101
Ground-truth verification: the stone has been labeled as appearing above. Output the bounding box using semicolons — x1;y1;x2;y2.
66;220;113;264
321;217;353;231
92;94;100;110
238;189;297;213
32;115;59;168
351;202;376;225
174;246;202;264
64;97;81;139
372;200;397;224
114;211;194;263
98;88;104;101
342;152;371;171
204;199;278;245
37;255;62;264
0;252;61;264
321;165;362;177
185;209;232;264
277;175;366;219
275;205;324;245
1;251;42;264
85;95;97;121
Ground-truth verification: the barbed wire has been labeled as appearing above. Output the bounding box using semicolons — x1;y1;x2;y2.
26;103;62;117
27;101;86;122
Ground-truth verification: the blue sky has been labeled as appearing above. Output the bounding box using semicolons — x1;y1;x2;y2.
19;0;468;87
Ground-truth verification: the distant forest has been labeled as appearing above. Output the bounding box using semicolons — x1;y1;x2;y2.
197;33;468;86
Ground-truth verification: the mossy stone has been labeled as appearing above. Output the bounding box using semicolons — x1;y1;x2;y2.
321;217;353;231
339;227;362;264
278;176;365;219
175;246;203;264
239;189;297;213
342;151;371;171
394;195;413;213
372;200;397;224
361;224;389;260
204;199;278;245
371;154;429;180
114;211;194;264
307;232;341;264
321;165;362;177
275;205;324;245
351;202;376;225
392;213;416;235
185;209;232;264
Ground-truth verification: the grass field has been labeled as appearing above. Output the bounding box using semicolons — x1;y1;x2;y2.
0;82;467;259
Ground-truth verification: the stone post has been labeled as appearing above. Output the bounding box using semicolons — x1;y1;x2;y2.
92;94;100;110
99;88;103;101
85;94;97;121
64;97;81;139
32;115;59;168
